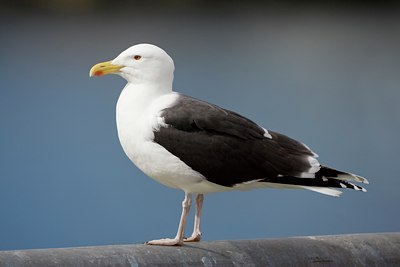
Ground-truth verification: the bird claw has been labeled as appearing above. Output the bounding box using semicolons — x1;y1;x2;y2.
145;238;183;246
183;233;202;242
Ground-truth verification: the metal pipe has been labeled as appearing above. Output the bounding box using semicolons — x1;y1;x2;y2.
0;233;399;266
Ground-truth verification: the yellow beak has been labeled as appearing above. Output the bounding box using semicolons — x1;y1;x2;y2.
89;61;124;77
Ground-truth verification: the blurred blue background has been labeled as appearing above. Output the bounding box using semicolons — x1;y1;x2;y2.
1;1;399;250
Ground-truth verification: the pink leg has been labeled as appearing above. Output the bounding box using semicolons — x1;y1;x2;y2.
184;194;204;242
146;193;192;246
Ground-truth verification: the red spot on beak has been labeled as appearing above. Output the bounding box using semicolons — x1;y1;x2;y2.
94;71;103;76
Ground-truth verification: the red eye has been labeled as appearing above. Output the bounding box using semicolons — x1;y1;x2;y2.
133;55;141;60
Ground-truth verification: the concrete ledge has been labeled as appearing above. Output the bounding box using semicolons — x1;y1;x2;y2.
0;233;399;266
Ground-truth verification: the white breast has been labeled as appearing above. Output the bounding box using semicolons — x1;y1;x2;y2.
116;85;215;193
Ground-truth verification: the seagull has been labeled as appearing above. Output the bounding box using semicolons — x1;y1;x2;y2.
89;43;368;246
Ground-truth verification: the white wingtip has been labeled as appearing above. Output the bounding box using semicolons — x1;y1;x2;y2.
360;176;370;184
337;173;369;184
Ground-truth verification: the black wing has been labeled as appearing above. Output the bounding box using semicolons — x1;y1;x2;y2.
158;95;266;140
153;95;317;187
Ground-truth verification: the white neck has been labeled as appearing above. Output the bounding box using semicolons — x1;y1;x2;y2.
116;82;173;146
118;82;171;110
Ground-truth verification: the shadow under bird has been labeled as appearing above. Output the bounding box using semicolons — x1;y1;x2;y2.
89;43;368;246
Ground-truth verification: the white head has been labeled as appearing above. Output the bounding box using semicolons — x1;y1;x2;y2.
90;44;175;87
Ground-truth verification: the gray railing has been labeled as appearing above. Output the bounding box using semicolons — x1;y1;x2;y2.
0;233;399;266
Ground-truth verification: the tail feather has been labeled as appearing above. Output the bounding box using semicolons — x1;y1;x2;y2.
302;186;343;197
316;166;369;184
262;165;368;196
